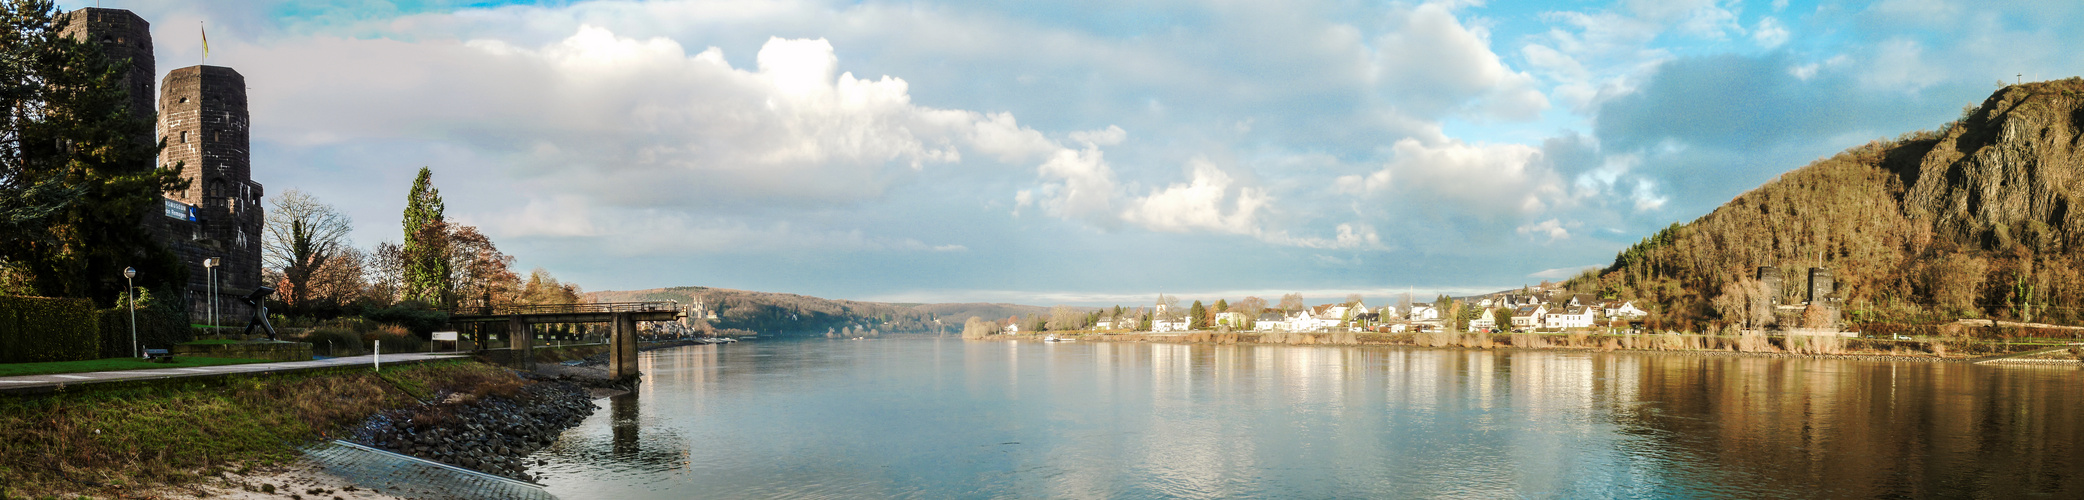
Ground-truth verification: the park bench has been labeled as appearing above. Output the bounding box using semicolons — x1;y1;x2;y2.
144;348;173;362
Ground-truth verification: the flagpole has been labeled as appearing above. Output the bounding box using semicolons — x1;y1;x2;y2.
200;21;208;66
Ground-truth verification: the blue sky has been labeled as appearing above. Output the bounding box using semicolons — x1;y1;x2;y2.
66;0;2084;306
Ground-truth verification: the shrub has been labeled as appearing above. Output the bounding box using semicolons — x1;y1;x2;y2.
363;330;426;353
365;304;449;335
97;287;191;358
0;296;100;362
299;327;365;356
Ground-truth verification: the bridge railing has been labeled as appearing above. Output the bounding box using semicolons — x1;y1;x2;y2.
448;301;680;317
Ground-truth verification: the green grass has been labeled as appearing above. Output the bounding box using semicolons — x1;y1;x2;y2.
181;339;242;345
0;357;271;377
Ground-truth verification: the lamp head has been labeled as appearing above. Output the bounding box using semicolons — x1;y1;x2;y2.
203;257;219;268
122;267;136;279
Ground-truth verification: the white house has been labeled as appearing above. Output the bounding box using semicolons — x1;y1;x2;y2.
1254;312;1290;331
1603;301;1648;320
1153;318;1189;333
1215;311;1251;328
1467;309;1497;331
1546;306;1594;329
1408;305;1440;321
1002;323;1020;335
1510;304;1548;329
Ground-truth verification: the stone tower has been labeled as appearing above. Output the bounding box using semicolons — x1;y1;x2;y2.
1807;267;1835;304
57;8;154;130
158;65;265;323
1755;266;1782;306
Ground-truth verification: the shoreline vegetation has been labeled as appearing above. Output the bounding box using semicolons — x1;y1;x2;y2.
0;359;610;499
992;330;2084;364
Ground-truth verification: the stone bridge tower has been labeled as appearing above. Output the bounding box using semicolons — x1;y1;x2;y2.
159;66;265;323
58;8;154;132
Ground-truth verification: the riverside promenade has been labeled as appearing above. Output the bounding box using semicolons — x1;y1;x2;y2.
0;352;472;396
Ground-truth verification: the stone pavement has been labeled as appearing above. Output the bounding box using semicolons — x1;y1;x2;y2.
0;352;474;396
301;440;557;500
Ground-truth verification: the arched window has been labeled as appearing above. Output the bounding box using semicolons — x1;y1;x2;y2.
206;178;227;198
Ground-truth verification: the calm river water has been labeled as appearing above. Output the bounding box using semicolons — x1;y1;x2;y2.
532;338;2082;498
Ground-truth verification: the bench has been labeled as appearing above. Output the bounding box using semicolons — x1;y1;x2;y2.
144;348;173;362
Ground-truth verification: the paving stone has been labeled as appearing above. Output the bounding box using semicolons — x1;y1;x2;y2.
303;440;557;500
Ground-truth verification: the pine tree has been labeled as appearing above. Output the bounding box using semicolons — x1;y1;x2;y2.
1188;300;1206;330
400;167;450;305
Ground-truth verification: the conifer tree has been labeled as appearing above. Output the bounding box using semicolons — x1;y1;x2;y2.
400;167;450;305
0;0;187;302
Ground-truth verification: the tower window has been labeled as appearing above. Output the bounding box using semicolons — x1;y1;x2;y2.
179;97;188;104
179;131;187;143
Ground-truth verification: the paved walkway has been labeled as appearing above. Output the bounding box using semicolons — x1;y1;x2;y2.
0;352;475;396
301;440;557;500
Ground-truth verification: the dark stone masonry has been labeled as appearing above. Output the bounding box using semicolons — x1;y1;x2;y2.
63;7;266;323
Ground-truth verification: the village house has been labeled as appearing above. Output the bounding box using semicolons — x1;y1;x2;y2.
1602;301;1647;320
1467;309;1497;331
1546;306;1595;329
1254;312;1290;331
1215;311;1251;329
1510;304;1548;330
1407;304;1440;321
1001;323;1020;335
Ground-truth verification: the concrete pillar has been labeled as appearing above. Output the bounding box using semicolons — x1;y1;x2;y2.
508;316;533;369
610;312;639;379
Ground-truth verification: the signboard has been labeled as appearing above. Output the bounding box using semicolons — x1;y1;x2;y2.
432;331;459;341
163;199;194;220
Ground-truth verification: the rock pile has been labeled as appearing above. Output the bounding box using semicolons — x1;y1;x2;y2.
352;381;595;482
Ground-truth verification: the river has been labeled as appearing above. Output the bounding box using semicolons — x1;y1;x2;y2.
531;337;2082;498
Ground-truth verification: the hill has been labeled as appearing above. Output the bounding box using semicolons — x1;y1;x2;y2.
1576;79;2084;329
585;287;1059;337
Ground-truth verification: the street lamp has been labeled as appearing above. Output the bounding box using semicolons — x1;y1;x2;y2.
203;257;220;336
123;266;138;358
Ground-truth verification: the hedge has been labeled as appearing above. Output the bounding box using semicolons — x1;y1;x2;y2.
97;291;193;358
0;296;102;363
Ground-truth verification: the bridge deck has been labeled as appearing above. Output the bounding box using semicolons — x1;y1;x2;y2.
448;301;682;323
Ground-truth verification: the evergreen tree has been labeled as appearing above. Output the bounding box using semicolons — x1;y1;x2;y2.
400;167;450;305
1188;300;1206;330
0;0;187;303
1214;299;1229;312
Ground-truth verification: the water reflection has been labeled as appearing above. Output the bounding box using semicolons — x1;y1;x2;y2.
536;338;2084;499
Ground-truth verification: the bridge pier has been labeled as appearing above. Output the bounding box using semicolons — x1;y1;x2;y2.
609;312;638;379
508;316;534;369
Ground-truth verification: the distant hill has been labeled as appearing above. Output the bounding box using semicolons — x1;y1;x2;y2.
1577;79;2084;328
585;287;1060;337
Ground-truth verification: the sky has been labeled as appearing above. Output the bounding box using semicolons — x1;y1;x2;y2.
62;0;2084;306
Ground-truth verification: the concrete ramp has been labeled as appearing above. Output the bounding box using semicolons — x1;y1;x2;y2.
1970;344;2084;364
303;440;556;500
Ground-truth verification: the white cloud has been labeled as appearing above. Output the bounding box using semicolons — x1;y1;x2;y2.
1122;159;1268;235
1527;265;1601;280
1349;137;1563;216
1630;178;1668;212
1516;218;1572;242
1753;17;1789;49
1371;2;1549;121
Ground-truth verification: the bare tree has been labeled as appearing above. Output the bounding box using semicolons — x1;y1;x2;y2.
264;189;352;313
1047;305;1085;331
517;267;581;305
367;241;404;304
448;224;519;310
962;316;995;339
1345;293;1364;306
1234;296;1268;317
1277;293;1305;314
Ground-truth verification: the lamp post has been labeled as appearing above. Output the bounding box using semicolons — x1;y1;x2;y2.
203;257;220;337
123;266;138;358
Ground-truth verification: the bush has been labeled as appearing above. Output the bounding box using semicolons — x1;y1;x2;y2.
0;295;100;363
365;304;449;335
298;327;365;356
363;329;426;353
97;287;191;358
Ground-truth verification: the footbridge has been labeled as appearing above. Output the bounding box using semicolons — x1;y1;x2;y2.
449;301;683;378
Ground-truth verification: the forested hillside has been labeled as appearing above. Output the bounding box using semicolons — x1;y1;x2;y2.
588;286;952;337
1577;79;2084;329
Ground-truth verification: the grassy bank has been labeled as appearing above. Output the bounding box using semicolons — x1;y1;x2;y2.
0;356;271;377
0;360;525;498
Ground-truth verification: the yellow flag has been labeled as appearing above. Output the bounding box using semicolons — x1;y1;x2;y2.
201;22;209;59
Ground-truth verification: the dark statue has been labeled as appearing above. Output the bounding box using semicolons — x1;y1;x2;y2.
241;286;278;340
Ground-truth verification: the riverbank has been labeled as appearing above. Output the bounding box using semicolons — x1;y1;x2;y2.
0;359;602;499
1002;330;2084;364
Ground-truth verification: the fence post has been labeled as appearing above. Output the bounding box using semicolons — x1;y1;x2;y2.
374;340;381;372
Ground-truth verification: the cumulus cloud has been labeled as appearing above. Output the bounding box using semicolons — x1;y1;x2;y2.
1372;2;1549;120
1122;159;1268;235
1348;137;1562;217
243;27;1068;210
